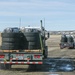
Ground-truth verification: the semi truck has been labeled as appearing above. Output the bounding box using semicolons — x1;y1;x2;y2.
0;20;49;69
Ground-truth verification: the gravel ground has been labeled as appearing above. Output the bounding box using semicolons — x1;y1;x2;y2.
0;35;75;75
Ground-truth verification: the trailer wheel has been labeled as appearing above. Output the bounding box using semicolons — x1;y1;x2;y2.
33;64;42;70
0;64;11;70
73;43;75;49
60;46;63;49
28;64;42;71
74;45;75;49
5;64;11;70
0;64;5;69
43;46;48;59
60;44;64;49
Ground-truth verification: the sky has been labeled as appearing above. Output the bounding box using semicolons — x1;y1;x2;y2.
0;0;75;31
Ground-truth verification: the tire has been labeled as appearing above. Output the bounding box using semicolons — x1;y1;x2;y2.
2;42;19;46
2;38;20;43
0;64;11;70
2;43;20;50
28;45;37;50
73;44;75;49
45;46;48;58
1;45;19;50
5;64;11;69
25;36;40;42
44;55;47;59
60;45;64;49
28;45;41;50
1;33;21;38
29;42;36;45
43;49;48;59
24;42;41;49
25;37;37;41
0;64;5;69
28;64;42;70
24;32;39;37
60;43;64;49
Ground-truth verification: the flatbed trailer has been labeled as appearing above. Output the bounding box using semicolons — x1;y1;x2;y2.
0;20;49;69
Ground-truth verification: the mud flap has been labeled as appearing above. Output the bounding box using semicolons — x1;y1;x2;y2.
44;46;48;58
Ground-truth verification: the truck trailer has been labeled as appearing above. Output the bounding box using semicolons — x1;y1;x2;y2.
0;20;49;69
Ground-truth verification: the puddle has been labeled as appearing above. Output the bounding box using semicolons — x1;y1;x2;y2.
44;58;75;72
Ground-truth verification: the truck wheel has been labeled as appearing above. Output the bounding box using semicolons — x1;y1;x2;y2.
44;55;47;59
60;46;63;49
0;64;11;70
0;64;5;69
74;46;75;49
34;64;42;70
43;46;48;59
73;44;75;49
5;64;11;70
44;51;48;59
28;64;42;70
60;45;64;49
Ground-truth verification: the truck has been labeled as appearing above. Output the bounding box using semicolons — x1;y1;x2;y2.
60;34;75;49
60;34;68;49
0;20;49;69
67;35;75;49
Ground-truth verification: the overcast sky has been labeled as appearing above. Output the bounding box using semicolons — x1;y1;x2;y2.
0;0;75;31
